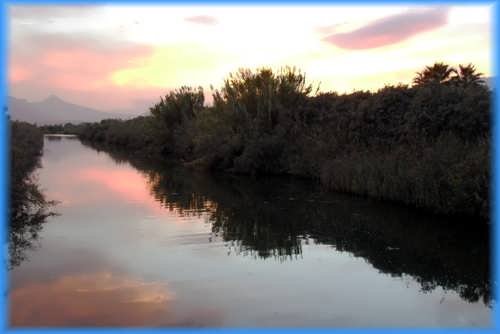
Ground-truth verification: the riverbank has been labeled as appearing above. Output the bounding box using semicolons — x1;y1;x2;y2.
10;120;44;216
42;64;491;221
9;120;54;268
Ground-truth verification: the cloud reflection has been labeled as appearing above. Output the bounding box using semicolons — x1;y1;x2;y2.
10;272;174;327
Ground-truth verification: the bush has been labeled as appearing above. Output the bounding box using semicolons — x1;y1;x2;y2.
71;63;491;220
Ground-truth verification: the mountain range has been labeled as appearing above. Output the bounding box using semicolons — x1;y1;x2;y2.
7;95;137;125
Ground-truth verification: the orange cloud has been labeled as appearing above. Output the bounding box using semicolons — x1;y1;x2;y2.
10;272;174;327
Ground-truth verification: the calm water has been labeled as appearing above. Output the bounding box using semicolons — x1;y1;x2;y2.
9;135;491;327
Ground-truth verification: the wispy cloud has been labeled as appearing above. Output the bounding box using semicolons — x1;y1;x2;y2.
323;7;450;50
184;15;218;26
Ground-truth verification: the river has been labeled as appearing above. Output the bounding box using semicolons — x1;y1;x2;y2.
9;135;491;327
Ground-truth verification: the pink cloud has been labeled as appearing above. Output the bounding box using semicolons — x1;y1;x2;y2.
12;45;152;90
9;32;156;111
184;15;218;25
323;7;449;50
40;47;149;73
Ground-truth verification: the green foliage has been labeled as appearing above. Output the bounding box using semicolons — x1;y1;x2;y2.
72;63;491;220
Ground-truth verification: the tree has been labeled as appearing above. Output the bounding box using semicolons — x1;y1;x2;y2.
452;63;484;87
150;86;204;126
216;66;312;130
148;86;204;157
413;62;456;86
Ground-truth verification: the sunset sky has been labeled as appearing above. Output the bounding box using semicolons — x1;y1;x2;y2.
8;5;493;113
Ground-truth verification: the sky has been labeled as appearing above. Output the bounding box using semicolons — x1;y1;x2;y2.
8;5;493;114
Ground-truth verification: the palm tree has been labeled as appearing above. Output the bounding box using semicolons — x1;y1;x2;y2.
412;62;456;86
452;63;484;87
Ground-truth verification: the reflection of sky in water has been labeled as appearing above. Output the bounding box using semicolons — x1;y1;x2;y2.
11;272;174;327
9;137;491;327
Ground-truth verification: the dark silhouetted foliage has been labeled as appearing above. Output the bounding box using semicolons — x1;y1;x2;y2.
10;121;56;269
57;63;491;220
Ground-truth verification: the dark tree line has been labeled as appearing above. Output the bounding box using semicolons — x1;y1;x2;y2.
9;121;55;268
45;62;491;220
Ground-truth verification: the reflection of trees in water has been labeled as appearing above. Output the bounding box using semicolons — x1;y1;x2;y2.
213;237;303;263
9;173;56;270
44;135;79;142
10;127;57;270
85;143;491;306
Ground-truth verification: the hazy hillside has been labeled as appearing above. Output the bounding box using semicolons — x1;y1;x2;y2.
8;95;133;125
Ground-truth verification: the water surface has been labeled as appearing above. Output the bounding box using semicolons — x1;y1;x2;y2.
9;136;491;327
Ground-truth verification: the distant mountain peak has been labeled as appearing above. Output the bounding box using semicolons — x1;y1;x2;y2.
9;95;135;125
43;94;64;103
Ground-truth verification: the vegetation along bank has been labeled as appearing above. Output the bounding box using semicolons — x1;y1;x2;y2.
42;63;491;221
9;121;55;268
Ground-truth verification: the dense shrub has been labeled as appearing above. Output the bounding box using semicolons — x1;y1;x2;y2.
59;63;491;220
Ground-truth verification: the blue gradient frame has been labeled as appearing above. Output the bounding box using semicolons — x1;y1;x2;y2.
0;0;498;332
